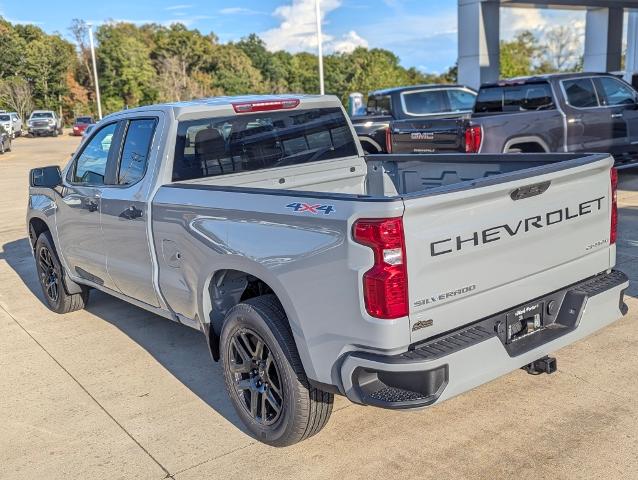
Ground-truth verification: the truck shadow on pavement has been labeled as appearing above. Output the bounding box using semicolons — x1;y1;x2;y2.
0;237;246;432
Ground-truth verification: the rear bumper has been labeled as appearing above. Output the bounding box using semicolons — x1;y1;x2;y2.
339;270;629;409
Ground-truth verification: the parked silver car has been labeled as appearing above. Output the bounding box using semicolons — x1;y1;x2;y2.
27;110;63;137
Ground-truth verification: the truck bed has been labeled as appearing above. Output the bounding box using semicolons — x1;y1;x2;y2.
178;152;605;199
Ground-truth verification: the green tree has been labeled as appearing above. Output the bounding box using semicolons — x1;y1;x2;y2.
96;22;158;110
235;34;292;93
0;18;27;78
22;35;75;111
500;31;541;78
206;44;266;95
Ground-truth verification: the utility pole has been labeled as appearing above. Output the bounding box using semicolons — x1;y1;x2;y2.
87;23;103;120
315;0;325;95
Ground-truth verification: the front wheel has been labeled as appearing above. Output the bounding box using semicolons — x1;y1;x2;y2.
34;232;89;313
220;295;333;447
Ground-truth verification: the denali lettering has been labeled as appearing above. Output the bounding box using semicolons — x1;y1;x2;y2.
430;197;605;257
411;132;434;140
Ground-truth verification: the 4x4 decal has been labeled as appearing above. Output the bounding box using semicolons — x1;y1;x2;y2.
286;202;335;215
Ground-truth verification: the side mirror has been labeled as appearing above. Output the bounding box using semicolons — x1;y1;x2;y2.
30;166;62;188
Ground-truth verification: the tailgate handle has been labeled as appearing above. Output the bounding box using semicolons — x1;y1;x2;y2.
510;181;551;201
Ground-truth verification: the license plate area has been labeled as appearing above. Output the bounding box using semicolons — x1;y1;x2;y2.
505;301;544;344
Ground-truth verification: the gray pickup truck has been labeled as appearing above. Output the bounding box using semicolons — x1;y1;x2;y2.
27;94;628;446
389;73;638;168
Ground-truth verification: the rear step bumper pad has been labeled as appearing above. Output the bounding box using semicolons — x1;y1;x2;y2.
340;270;629;410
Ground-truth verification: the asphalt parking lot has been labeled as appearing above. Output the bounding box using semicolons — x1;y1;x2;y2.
1;134;638;480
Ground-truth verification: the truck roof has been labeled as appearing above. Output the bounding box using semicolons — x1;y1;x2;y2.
103;94;340;120
482;72;615;88
369;84;474;96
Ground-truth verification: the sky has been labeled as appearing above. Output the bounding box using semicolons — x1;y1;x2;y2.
0;0;588;73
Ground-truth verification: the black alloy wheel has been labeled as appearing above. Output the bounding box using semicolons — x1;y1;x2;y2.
228;328;283;426
37;244;60;303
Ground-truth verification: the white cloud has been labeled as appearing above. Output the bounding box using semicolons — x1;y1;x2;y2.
260;0;368;54
219;7;265;15
165;4;192;11
330;30;368;53
501;7;586;39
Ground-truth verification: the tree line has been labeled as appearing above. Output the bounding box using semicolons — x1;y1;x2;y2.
0;17;578;123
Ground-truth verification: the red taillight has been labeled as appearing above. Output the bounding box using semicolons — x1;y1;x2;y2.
465;125;482;153
385;127;393;153
232;99;300;113
611;167;618;244
353;217;408;319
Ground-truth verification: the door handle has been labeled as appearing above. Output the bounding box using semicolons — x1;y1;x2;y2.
119;205;143;220
611;113;623;119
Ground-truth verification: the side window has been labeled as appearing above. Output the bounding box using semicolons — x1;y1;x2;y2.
503;83;554;111
71;123;117;185
474;87;503;113
402;90;448;115
118;119;157;185
563;78;599;108
447;90;476;112
595;77;637;106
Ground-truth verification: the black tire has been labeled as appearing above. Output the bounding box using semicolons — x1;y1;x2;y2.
51;129;58;137
220;294;333;447
34;232;89;314
6;139;10;152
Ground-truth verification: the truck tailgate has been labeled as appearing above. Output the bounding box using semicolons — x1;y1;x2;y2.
390;118;466;153
402;155;615;343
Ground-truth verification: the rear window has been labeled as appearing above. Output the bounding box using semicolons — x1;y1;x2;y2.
447;89;476;112
475;82;555;113
401;90;449;115
367;95;392;115
172;107;359;182
76;116;93;124
0;115;9;121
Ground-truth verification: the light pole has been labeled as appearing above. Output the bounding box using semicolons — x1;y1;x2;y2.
315;0;325;95
87;23;103;120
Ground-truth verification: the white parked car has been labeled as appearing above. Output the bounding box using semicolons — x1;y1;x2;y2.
27;110;63;137
8;112;23;137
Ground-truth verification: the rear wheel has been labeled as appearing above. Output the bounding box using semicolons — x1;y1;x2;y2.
220;295;333;446
34;232;89;314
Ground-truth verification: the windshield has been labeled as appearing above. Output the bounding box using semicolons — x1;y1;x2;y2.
0;115;9;122
31;112;54;119
173;107;358;181
76;116;93;124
